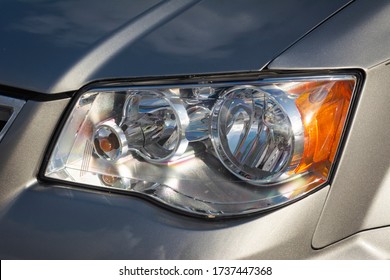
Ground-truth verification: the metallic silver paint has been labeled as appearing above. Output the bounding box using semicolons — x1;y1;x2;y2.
269;0;390;70
51;0;201;93
0;0;350;93
0;99;69;206
312;62;390;248
311;227;390;259
1;0;390;259
269;0;390;249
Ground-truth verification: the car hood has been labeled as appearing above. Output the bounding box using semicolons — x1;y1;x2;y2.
0;0;351;94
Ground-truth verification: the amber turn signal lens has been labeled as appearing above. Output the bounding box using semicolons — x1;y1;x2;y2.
293;80;355;177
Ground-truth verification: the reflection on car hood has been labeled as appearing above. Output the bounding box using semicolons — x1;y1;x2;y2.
0;0;351;94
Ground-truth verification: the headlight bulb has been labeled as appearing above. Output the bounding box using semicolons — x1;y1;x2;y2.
93;90;189;164
210;86;304;184
93;121;128;161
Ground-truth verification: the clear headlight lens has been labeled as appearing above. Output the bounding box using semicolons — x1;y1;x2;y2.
45;74;357;217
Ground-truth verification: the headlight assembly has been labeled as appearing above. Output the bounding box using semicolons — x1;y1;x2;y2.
44;73;357;217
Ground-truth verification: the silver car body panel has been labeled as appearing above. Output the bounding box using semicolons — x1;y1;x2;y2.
1;0;390;259
0;0;350;93
269;0;390;248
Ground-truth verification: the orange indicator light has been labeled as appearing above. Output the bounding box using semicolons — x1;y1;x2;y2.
293;79;355;177
99;138;113;152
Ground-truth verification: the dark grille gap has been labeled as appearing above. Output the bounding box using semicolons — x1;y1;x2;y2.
0;106;13;132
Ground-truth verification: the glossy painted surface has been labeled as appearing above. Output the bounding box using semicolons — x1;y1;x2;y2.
1;0;390;259
0;0;161;93
269;0;390;70
269;0;390;248
0;0;349;93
